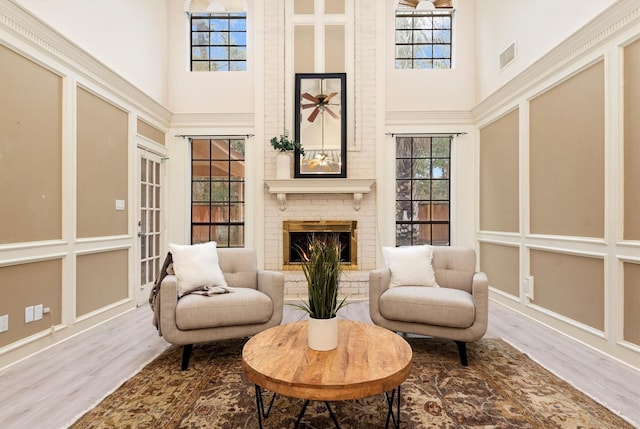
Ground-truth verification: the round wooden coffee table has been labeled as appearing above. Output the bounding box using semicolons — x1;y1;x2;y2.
242;319;412;429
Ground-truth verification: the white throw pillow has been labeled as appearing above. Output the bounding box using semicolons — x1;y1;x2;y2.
382;245;439;288
168;241;228;297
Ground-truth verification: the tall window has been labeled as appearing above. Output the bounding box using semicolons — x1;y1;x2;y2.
395;136;451;246
395;9;453;69
190;13;247;71
191;138;245;247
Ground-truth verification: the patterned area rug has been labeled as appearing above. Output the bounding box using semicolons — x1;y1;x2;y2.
70;337;632;429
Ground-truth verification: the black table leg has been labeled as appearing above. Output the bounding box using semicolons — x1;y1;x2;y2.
293;400;341;429
253;385;402;429
254;385;277;429
324;401;341;428
293;400;311;428
384;385;401;429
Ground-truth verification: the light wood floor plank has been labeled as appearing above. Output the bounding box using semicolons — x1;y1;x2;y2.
0;300;637;428
0;307;169;429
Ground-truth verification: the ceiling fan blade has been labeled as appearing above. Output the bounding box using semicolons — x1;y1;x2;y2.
323;92;338;103
398;0;419;7
302;103;317;109
307;107;320;122
302;93;319;103
325;106;339;119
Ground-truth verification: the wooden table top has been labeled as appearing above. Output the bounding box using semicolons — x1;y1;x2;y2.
241;319;412;401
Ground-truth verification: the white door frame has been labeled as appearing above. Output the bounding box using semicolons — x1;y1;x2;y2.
136;147;165;306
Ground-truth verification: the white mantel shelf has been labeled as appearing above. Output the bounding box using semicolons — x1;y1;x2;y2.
265;179;376;211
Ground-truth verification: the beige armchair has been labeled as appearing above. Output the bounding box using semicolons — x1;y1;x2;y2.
369;246;488;366
152;248;284;369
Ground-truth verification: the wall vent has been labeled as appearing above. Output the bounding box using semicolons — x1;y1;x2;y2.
500;42;517;70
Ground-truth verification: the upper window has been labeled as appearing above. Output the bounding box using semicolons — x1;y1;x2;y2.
191;13;247;71
395;136;451;246
395;9;453;69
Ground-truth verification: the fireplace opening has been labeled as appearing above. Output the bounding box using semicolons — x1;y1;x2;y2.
283;221;357;269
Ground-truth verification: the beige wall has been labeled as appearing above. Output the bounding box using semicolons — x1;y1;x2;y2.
0;44;62;244
294;0;314;14
479;243;519;297
137;118;165;146
325;0;345;14
325;25;345;73
76;87;129;238
477;3;639;370
293;4;346;75
530;61;605;238
531;250;604;331
624;39;640;240
0;2;172;367
624;262;640;346
479;109;519;233
294;26;315;74
0;45;136;360
0;259;62;348
76;250;129;317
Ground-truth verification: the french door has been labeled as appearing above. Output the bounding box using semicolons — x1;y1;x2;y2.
137;149;163;306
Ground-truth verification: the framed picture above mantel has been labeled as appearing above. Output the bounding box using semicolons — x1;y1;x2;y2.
294;73;347;178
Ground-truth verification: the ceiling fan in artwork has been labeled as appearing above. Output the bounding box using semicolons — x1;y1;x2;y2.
300;79;342;170
301;90;340;123
397;0;453;9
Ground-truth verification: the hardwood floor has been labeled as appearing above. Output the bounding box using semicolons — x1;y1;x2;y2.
0;299;638;429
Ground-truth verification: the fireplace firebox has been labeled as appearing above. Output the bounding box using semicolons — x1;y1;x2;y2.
283;221;357;269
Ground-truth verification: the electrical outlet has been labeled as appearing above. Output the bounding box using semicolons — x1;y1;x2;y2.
34;304;43;321
0;315;8;332
25;306;34;323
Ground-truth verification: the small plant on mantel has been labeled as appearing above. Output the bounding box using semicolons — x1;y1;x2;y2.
270;132;305;156
291;236;348;320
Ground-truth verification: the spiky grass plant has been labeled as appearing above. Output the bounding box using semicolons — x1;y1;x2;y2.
292;236;348;319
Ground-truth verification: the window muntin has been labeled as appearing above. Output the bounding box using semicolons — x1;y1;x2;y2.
191;13;247;72
395;10;452;69
191;139;245;247
395;136;451;246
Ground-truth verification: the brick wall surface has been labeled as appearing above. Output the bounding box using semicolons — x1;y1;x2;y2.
263;2;379;297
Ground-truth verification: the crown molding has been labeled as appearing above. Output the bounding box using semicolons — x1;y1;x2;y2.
386;110;474;125
0;1;172;126
472;0;640;123
170;112;255;129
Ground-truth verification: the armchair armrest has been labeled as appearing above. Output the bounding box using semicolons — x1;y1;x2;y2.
369;268;391;324
258;270;285;323
471;271;489;333
369;268;391;297
158;274;182;343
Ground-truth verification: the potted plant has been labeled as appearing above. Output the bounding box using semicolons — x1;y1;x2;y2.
292;236;348;351
270;132;304;179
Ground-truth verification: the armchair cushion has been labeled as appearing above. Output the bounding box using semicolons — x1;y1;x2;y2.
169;241;228;297
176;288;273;330
379;286;475;328
382;245;439;288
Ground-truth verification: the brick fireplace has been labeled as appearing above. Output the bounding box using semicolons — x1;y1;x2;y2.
262;182;376;301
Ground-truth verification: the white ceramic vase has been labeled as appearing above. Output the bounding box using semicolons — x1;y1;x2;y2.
307;316;338;351
276;153;291;179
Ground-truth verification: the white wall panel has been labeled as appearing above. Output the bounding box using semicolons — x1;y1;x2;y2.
475;0;615;103
166;0;254;113
14;0;170;106
385;1;477;112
